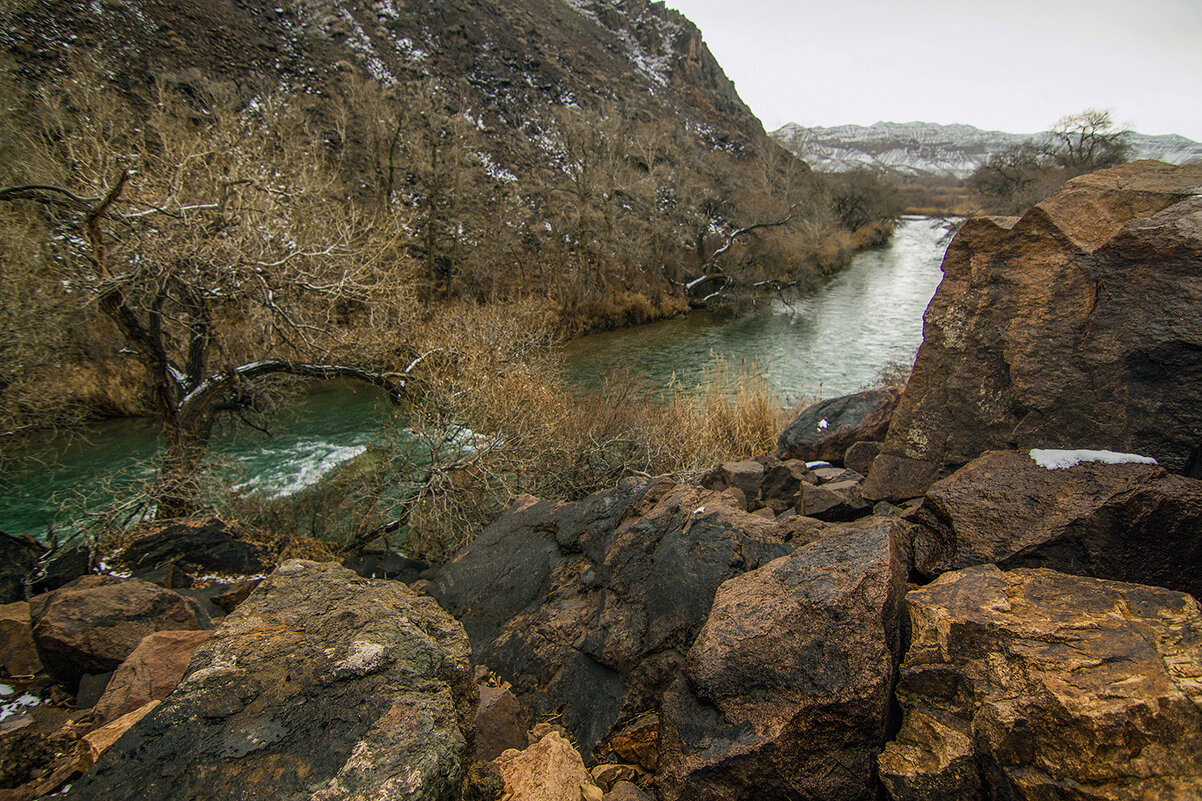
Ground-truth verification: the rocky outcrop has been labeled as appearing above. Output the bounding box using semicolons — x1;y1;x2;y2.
658;517;909;801
863;161;1202;501
908;449;1202;597
879;566;1202;799
431;477;829;756
778;387;901;463
29;576;211;692
68;560;476;801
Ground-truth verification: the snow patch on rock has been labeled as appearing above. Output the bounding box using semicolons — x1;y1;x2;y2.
1029;449;1158;471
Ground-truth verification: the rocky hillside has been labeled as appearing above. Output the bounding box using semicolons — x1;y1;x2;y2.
4;0;761;190
774;120;1202;177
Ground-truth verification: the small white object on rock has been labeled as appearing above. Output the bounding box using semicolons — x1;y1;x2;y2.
332;641;390;679
817;418;829;431
1029;449;1158;470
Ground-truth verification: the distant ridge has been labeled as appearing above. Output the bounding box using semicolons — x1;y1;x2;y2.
772;121;1202;178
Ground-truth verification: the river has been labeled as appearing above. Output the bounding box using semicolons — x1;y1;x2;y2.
0;217;949;539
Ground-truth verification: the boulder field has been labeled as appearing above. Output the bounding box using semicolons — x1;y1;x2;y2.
2;161;1201;800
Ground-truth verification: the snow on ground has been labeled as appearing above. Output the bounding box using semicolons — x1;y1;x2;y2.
1029;449;1158;470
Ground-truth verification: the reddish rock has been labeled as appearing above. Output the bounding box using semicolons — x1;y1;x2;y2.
658;517;909;801
0;603;42;677
879;566;1202;799
864;161;1202;501
596;712;659;774
29;576;211;692
778;387;901;463
700;460;765;500
90;629;213;724
908;449;1202;598
475;682;533;762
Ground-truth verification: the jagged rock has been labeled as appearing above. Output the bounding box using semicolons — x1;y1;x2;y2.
844;440;881;476
475;682;533;762
75;700;159;771
864;161;1202;501
494;730;603;801
29;576;211;693
795;479;870;522
67;560;476;801
0;602;42;677
908;449;1202;597
209;579;260;613
118;519;272;580
759;460;815;512
879;565;1202;800
700;461;765;500
431;478;828;756
90;629;213;724
658;517;909;801
0;533;42;604
778;387;901;463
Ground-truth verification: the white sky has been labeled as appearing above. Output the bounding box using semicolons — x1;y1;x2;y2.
663;0;1202;140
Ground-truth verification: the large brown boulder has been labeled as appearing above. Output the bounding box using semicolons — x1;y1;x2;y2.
68;560;476;801
863;161;1202;501
777;387;901;463
879;566;1202;800
657;517;909;801
907;449;1202;597
29;576;211;692
430;477;831;757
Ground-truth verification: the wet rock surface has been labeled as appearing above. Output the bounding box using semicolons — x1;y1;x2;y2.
66;560;476;801
909;449;1202;597
658;517;909;801
863;161;1202;501
118;519;273;579
431;478;827;756
879;565;1202;800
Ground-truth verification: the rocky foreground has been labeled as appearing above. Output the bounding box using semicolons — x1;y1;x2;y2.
2;160;1202;800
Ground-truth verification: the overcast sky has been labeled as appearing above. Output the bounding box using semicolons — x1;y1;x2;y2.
663;0;1202;141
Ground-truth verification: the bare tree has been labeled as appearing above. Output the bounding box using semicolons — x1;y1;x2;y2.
1;76;423;518
1048;108;1130;174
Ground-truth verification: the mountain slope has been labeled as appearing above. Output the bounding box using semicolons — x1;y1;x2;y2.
773;121;1202;178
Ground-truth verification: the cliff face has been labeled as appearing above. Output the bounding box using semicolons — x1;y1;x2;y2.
862;160;1202;501
4;0;764;167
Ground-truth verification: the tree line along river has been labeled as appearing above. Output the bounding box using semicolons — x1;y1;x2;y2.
0;217;949;540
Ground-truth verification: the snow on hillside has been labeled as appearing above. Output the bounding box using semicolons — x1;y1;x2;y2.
773;121;1202;178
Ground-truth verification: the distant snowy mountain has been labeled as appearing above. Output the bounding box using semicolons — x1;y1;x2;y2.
772;121;1202;178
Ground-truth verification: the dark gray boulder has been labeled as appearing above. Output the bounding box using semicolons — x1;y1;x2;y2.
778;388;901;464
430;478;829;757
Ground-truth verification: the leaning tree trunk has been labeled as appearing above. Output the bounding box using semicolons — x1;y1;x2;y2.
154;409;214;520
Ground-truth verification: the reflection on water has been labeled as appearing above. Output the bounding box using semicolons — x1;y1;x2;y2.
0;219;948;539
564;217;947;403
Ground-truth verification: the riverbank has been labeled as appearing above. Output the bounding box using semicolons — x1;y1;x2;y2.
0;220;946;542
